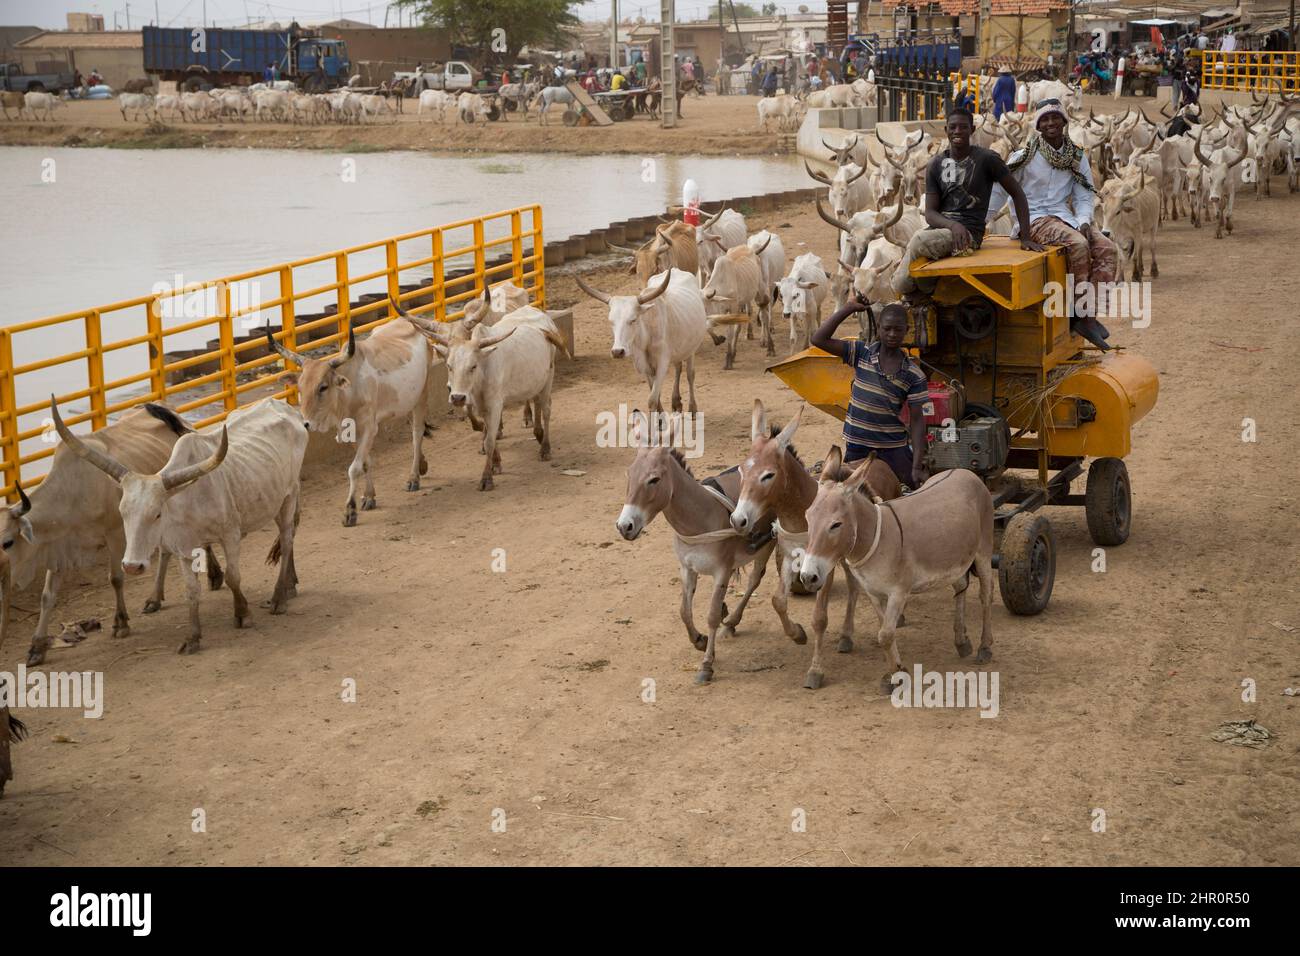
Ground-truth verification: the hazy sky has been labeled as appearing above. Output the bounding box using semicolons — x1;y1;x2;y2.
2;0;828;31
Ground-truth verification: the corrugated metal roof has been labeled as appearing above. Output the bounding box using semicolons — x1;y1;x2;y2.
16;30;143;50
879;0;1068;13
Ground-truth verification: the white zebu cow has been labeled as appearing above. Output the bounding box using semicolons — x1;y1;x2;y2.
265;320;435;527
403;304;566;491
53;398;307;655
1027;79;1081;112
23;91;62;121
4;403;223;665
845;236;906;305
702;239;772;368
154;93;181;122
531;85;574;125
774;252;829;352
457;91;490;124
746;229;787;354
1099;169;1160;278
1193;133;1248;239
806;159;872;220
576;268;708;414
757;93;801;132
271;80;298;93
359;93;395;123
817;198;924;310
180;90;215;122
252;88;291;122
418;89;454;123
119;92;156;122
696;207;748;285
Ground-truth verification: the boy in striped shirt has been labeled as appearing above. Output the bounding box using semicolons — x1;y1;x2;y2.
811;298;930;489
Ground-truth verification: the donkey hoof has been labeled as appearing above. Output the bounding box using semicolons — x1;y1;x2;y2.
975;647;993;665
694;667;714;685
112;624;131;640
718;625;736;640
142;599;162;614
360;497;377;511
956;639;973;659
691;632;707;651
803;670;824;690
405;479;420;492
177;639;201;655
791;624;808;645
836;635;853;654
342;508;358;528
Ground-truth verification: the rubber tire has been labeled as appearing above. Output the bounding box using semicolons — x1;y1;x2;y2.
487;104;501;121
562;108;579;127
998;512;1056;615
1085;457;1131;546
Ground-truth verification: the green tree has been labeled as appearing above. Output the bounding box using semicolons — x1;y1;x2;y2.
708;2;762;19
761;2;778;14
394;0;583;63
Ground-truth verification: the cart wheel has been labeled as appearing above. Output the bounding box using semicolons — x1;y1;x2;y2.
998;512;1056;615
562;108;580;127
1085;457;1131;546
487;104;501;121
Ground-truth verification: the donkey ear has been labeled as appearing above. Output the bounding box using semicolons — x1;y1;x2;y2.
843;452;877;494
820;445;843;484
629;408;648;447
775;405;803;451
751;399;768;441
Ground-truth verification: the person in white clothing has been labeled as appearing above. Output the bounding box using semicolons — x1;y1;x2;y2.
987;99;1117;349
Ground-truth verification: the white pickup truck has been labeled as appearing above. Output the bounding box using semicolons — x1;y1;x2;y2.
395;61;483;93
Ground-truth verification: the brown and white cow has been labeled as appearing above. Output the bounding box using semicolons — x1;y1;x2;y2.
266;319;435;526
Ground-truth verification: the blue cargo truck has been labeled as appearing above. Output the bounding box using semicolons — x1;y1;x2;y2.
142;24;351;92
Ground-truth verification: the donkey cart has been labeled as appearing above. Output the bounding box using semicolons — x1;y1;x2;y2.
768;238;1159;614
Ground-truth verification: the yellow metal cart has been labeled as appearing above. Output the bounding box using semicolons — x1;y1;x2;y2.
769;238;1159;614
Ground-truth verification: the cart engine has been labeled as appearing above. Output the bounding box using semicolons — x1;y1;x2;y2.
927;417;1009;477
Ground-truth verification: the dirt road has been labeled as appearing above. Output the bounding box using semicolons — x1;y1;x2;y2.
2;176;1297;867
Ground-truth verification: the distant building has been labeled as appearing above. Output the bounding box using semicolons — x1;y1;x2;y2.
66;13;105;33
0;25;42;64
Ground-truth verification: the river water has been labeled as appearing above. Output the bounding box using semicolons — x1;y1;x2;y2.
0;146;809;469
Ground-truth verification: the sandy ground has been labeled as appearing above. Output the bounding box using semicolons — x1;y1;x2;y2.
0;89;1230;156
2;168;1298;867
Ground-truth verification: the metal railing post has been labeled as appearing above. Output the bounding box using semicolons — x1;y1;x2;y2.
0;331;17;499
472;219;486;295
147;295;165;401
510;210;524;287
85;310;108;429
279;264;298;405
385;239;400;318
336;251;350;336
217;282;236;412
431;229;446;322
533;206;546;308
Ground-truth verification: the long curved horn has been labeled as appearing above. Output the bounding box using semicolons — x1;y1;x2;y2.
604;238;637;254
753;234;772;255
879;197;905;232
1139;107;1154;127
1226;145;1247;169
846;161;870;184
474;326;517;350
637;267;674;305
702;206;725;228
50;397;128;483
816;196;852;232
803;160;832;185
1159;101;1171;119
906;128;924;148
12;480;31;516
574;274;611;304
392;299;450;346
837;258;857;272
874;127;894;150
161;426;228;491
1194;132;1211;167
264;327;307;365
328;324;356;368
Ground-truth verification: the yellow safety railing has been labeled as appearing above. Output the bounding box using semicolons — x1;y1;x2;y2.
1201;51;1300;92
0;205;544;500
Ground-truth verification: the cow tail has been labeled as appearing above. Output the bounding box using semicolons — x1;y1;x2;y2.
6;712;28;744
266;539;282;566
543;328;572;358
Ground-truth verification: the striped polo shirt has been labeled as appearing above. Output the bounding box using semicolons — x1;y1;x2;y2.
841;340;929;454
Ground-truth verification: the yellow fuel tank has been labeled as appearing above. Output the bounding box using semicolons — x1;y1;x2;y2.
1046;351;1159;458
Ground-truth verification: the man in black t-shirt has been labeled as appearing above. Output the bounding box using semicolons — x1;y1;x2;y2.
892;109;1042;297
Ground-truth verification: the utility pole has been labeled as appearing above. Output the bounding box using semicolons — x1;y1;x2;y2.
126;3;131;29
610;0;619;68
661;0;677;128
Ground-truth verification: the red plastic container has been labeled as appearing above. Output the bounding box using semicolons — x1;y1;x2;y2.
899;381;958;427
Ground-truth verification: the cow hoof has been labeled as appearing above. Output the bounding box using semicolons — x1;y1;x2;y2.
694;667;714;685
143;598;162;614
479;477;494;491
26;648;46;666
975;647;993;665
343;511;357;527
836;635;853;654
360;497;377;511
406;479;420;492
691;631;707;651
234;615;248;629
803;670;824;690
791;624;808;645
269;602;288;615
956;638;973;658
177;639;201;655
880;674;898;695
718;624;736;640
112;624;131;640
539;446;551;461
